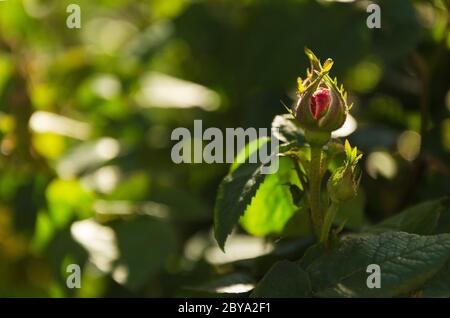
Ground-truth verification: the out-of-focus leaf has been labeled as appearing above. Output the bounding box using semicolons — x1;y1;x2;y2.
12;174;49;233
205;235;273;265
334;191;367;229
420;261;450;298
123;21;174;60
135;72;220;111
110;216;177;291
350;126;399;152
282;206;313;238
152;186;211;222
251;260;311;298
187;273;254;295
371;0;423;61
271;114;304;145
56;138;121;179
46;179;94;228
370;198;447;235
45;227;88;292
32;133;66;160
108;171;151;201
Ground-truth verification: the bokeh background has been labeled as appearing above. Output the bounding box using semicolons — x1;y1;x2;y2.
0;0;449;297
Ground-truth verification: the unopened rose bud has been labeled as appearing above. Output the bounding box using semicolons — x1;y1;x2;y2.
293;48;351;146
327;163;360;203
327;141;362;203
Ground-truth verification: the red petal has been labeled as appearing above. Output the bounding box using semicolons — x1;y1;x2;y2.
310;88;331;119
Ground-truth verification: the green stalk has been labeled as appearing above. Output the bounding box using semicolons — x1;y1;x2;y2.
320;201;339;245
309;146;324;239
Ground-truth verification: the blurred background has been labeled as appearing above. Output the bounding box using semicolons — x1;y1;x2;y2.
0;0;449;297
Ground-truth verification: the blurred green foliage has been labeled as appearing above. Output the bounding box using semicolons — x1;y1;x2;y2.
0;0;449;297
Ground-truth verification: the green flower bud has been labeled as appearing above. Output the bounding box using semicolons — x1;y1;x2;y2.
327;140;362;203
293;48;351;144
327;164;359;203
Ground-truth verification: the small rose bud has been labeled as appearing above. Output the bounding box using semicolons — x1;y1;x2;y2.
293;48;351;146
327;164;359;203
327;140;362;203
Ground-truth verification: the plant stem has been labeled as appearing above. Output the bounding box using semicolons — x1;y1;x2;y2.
309;146;323;239
320;201;339;245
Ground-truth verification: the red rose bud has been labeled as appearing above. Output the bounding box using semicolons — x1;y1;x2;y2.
310;87;331;119
293;48;351;146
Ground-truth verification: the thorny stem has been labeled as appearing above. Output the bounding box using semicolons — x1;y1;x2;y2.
309;146;324;239
320;201;339;245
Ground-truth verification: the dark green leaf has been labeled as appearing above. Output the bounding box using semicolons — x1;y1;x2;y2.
370;199;446;235
420;261;450;298
431;198;450;234
289;184;303;206
214;161;267;250
334;191;367;229
282;204;313;238
301;232;450;297
110;216;177;291
214;137;279;249
251;260;311;298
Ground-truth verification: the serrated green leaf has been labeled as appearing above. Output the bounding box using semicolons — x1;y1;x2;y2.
240;157;301;236
370;199;446;235
214;161;267;250
251;260;312;298
300;232;450;297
